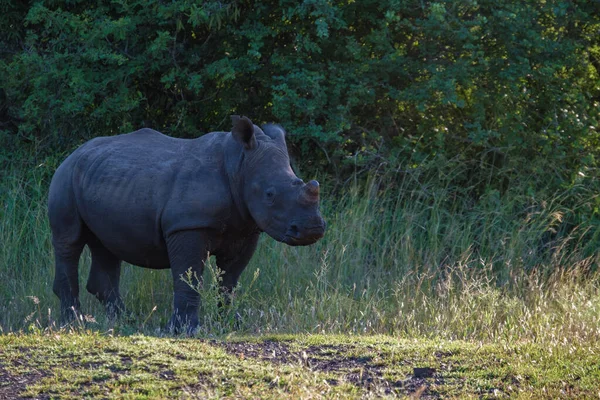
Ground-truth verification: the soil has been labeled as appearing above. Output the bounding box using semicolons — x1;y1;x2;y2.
0;363;48;400
213;340;442;398
1;340;445;399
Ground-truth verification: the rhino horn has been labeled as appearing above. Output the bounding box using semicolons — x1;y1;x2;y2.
301;180;320;203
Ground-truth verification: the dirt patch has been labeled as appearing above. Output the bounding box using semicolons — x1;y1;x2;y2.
158;369;176;380
180;371;217;396
213;340;441;398
214;339;296;364
0;363;48;400
80;361;104;369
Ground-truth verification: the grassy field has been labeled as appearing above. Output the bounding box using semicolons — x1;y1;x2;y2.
1;164;599;397
2;332;599;399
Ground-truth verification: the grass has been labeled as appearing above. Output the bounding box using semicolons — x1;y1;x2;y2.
2;332;599;398
1;160;599;397
2;163;599;344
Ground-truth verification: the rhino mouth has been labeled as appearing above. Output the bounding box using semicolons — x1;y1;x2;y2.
282;235;323;246
281;225;325;246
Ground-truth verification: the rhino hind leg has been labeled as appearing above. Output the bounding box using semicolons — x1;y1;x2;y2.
86;235;124;320
52;240;85;324
50;166;88;325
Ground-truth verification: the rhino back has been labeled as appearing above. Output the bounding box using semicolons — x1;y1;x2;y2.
65;129;232;267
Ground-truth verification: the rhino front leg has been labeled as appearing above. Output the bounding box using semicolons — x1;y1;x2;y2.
166;230;209;335
216;233;260;299
215;234;259;327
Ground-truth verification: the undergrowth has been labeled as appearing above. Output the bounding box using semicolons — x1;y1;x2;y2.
1;163;599;348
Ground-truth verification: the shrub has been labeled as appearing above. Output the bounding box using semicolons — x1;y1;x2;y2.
1;0;598;192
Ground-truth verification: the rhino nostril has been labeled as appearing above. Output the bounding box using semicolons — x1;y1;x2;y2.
289;224;299;236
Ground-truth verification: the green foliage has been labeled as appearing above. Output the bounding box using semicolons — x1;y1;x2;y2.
1;0;599;191
180;261;262;335
1;3;599;338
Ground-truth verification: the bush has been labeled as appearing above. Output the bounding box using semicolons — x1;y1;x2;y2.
1;1;599;190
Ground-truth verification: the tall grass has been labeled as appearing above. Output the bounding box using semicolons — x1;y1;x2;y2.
1;164;599;347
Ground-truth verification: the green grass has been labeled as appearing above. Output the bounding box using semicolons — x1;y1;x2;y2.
1;162;599;397
1;332;599;399
1;164;599;345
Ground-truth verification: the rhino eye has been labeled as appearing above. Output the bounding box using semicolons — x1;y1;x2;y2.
265;187;276;204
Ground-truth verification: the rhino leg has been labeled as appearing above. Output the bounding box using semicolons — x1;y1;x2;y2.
216;233;260;299
86;235;124;320
52;240;85;324
49;166;87;324
215;234;259;327
166;230;209;335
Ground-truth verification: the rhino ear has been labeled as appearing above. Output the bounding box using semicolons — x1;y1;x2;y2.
231;115;256;149
262;124;288;152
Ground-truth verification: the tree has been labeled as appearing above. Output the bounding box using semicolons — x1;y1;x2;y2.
1;0;599;190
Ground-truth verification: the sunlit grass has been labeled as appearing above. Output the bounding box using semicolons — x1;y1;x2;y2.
4;332;599;398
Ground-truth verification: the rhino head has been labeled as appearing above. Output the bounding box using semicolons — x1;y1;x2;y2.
227;115;326;246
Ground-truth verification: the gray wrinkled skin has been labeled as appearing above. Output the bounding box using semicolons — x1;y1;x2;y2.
48;116;325;333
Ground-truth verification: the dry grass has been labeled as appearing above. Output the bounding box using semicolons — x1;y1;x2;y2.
0;166;599;351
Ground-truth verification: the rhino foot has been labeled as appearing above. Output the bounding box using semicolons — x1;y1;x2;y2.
167;314;200;336
105;299;126;321
59;302;82;326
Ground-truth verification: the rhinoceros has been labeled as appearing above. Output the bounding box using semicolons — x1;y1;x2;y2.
48;116;325;332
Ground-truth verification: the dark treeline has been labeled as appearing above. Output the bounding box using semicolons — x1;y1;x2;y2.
1;0;599;193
